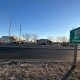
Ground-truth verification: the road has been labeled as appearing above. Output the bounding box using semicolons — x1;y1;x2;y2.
0;44;80;61
0;45;79;61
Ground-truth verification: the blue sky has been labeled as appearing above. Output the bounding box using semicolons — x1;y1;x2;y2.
0;0;80;39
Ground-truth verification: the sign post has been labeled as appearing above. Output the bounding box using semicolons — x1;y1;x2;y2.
73;44;77;67
70;27;80;66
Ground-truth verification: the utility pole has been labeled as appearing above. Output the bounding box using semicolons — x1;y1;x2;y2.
9;18;11;37
9;18;11;43
19;22;21;43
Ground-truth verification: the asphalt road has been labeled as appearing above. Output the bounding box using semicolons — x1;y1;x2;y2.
0;45;78;61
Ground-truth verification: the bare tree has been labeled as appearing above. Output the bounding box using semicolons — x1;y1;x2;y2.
22;33;31;42
22;34;25;40
47;36;55;42
60;36;67;43
56;36;61;42
56;36;68;43
31;34;38;43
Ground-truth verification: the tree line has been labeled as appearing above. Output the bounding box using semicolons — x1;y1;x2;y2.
20;33;69;43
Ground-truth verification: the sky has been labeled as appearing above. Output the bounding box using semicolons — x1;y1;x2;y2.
0;0;80;39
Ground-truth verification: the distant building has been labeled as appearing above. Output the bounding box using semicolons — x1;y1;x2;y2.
1;36;17;43
61;42;70;46
1;36;11;43
37;39;52;45
52;42;61;46
0;38;3;43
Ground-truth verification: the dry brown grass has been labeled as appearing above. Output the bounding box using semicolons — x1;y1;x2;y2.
0;60;74;80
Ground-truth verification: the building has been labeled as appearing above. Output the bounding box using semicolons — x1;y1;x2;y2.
37;39;52;45
0;38;3;43
1;36;17;43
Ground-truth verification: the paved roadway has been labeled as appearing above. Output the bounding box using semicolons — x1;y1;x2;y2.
0;44;80;61
0;46;74;59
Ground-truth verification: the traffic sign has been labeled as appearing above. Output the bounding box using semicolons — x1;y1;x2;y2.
70;27;80;43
